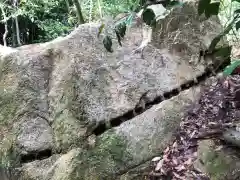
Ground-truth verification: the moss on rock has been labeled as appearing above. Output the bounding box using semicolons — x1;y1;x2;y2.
51;86;90;152
0;91;19;126
46;130;132;180
71;129;133;180
194;140;240;180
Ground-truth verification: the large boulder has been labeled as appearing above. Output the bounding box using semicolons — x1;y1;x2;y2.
0;1;228;179
21;87;201;180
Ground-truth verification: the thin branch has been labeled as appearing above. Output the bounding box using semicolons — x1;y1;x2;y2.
89;0;93;22
13;0;21;46
0;4;8;46
97;0;102;20
72;0;85;24
65;0;70;12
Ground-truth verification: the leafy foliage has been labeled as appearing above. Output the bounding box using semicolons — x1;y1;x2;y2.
223;59;240;75
98;23;105;38
100;0;181;52
103;35;113;52
198;0;220;19
0;0;239;75
0;0;147;46
142;8;156;26
236;20;240;30
115;22;127;46
197;0;240;74
0;0;75;46
208;18;236;53
205;2;220;18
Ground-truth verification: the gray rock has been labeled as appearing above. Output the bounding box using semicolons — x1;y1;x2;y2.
43;87;201;180
118;161;152;180
20;154;60;180
0;0;228;179
152;1;227;66
0;1;225;151
194;140;240;180
16;116;53;154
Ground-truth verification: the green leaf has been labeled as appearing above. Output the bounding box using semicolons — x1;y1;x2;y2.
167;0;182;8
208;20;235;52
223;60;240;75
198;0;211;16
98;23;105;38
125;13;134;26
103;35;113;53
142;8;156;26
234;9;240;19
115;22;126;46
214;45;232;59
205;2;220;19
115;30;122;46
236;20;240;31
232;0;240;3
115;22;127;38
234;9;240;15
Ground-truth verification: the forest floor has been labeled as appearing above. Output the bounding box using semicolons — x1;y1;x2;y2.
148;75;240;180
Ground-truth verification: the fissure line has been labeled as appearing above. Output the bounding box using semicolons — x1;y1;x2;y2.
93;58;231;135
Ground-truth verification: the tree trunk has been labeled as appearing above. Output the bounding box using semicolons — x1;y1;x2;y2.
89;0;93;22
13;0;21;46
15;17;21;46
12;19;17;47
97;0;102;20
0;4;8;46
65;0;70;12
72;0;85;24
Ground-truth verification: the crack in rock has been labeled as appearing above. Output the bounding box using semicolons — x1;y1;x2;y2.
20;149;53;164
93;58;230;135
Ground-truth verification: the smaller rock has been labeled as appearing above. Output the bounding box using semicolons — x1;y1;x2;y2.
16;116;53;154
194;140;240;180
20;155;60;180
44;149;81;180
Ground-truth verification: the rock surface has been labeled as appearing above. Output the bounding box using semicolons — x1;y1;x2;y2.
152;1;227;65
195;140;240;180
0;1;231;180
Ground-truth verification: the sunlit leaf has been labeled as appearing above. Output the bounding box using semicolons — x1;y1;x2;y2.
125;13;134;26
98;23;105;38
223;59;240;75
103;35;113;53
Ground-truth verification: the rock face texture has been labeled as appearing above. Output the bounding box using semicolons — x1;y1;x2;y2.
0;1;232;180
194;140;240;180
